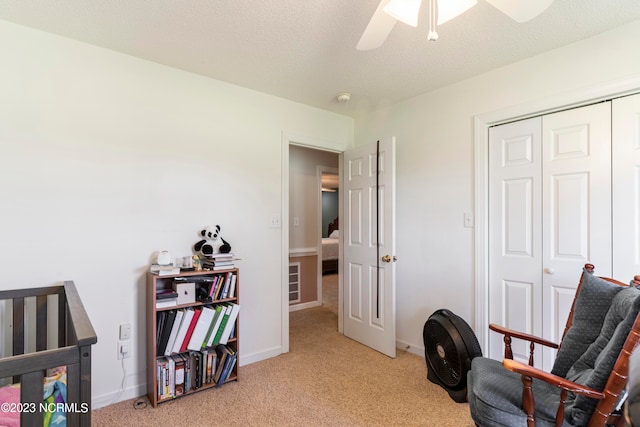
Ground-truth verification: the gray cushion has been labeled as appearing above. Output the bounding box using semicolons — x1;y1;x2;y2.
564;285;640;425
551;270;624;378
468;357;572;427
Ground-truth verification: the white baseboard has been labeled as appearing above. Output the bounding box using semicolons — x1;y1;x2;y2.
396;338;425;358
288;300;321;312
93;382;146;409
240;345;283;365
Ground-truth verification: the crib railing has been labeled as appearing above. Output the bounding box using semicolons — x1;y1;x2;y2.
0;281;97;427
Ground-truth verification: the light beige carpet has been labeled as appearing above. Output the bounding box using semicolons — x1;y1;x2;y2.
322;273;339;315
93;292;475;426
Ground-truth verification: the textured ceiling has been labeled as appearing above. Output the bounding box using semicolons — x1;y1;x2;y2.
1;0;639;118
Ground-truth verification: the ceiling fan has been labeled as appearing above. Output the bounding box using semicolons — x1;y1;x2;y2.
356;0;554;50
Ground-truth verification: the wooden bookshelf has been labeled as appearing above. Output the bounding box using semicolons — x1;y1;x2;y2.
146;268;239;407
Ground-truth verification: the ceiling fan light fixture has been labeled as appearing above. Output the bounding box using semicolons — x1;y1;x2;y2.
383;0;423;27
437;0;478;25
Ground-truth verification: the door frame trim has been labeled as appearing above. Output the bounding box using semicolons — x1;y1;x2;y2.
473;75;640;352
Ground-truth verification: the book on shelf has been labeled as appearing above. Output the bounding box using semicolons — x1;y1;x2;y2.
179;307;202;353
200;260;235;271
156;289;179;299
164;309;185;356
156;298;178;309
228;273;237;298
205;273;224;300
219;346;237;385
193;351;203;389
202;305;222;348
184;352;194;394
211;304;232;346
172;354;186;396
205;305;225;348
150;264;181;276
157;356;175;400
204;252;236;260
219;303;240;345
210;264;235;271
220;272;233;299
157;310;176;356
187;306;216;351
171;308;194;354
206;351;215;383
214;344;237;385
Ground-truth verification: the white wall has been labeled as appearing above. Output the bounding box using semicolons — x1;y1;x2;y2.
0;20;353;407
355;20;640;355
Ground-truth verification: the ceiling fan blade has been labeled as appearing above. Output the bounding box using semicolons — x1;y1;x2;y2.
485;0;554;23
357;0;398;51
383;0;422;27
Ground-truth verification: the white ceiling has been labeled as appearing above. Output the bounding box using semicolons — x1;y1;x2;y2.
1;1;639;118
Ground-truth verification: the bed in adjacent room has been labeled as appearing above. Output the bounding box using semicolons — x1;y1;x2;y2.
322;217;339;275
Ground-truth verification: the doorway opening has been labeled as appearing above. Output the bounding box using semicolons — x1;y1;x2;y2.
287;144;340;327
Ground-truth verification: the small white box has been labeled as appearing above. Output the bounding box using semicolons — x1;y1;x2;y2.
173;282;195;305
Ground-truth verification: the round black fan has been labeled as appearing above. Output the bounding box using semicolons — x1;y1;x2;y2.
423;309;482;403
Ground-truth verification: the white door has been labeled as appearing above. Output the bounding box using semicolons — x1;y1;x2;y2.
488;102;612;370
613;93;640;281
540;102;612;368
488;117;543;366
342;138;396;358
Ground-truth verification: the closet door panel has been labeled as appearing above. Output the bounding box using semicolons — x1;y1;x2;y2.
541;102;612;369
488;117;542;365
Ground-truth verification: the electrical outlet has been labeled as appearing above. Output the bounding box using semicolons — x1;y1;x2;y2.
118;340;130;359
119;323;131;340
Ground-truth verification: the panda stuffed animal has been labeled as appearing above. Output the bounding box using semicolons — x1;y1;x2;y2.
194;225;232;256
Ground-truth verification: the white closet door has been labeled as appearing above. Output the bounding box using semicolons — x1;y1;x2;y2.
488;102;612;370
488;117;543;366
540;102;612;369
613;93;640;282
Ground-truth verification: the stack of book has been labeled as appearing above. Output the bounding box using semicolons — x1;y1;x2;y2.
150;263;181;276
201;253;236;270
156;289;179;308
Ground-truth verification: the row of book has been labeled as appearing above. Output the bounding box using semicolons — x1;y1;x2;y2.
156;303;240;357
156;344;237;401
191;271;237;302
155;271;237;309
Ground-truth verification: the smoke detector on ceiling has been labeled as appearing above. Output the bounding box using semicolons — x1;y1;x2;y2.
336;92;351;103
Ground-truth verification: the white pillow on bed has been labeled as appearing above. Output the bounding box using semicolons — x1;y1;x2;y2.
329;230;339;239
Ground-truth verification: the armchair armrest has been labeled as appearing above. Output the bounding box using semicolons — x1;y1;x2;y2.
490;323;559;364
503;359;604;399
489;324;560;349
503;359;604;427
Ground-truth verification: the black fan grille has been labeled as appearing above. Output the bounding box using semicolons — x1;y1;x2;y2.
424;318;463;387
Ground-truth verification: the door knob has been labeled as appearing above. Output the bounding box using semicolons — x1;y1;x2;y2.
545;268;555;274
381;255;397;263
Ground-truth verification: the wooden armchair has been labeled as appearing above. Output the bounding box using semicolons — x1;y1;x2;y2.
468;264;640;427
